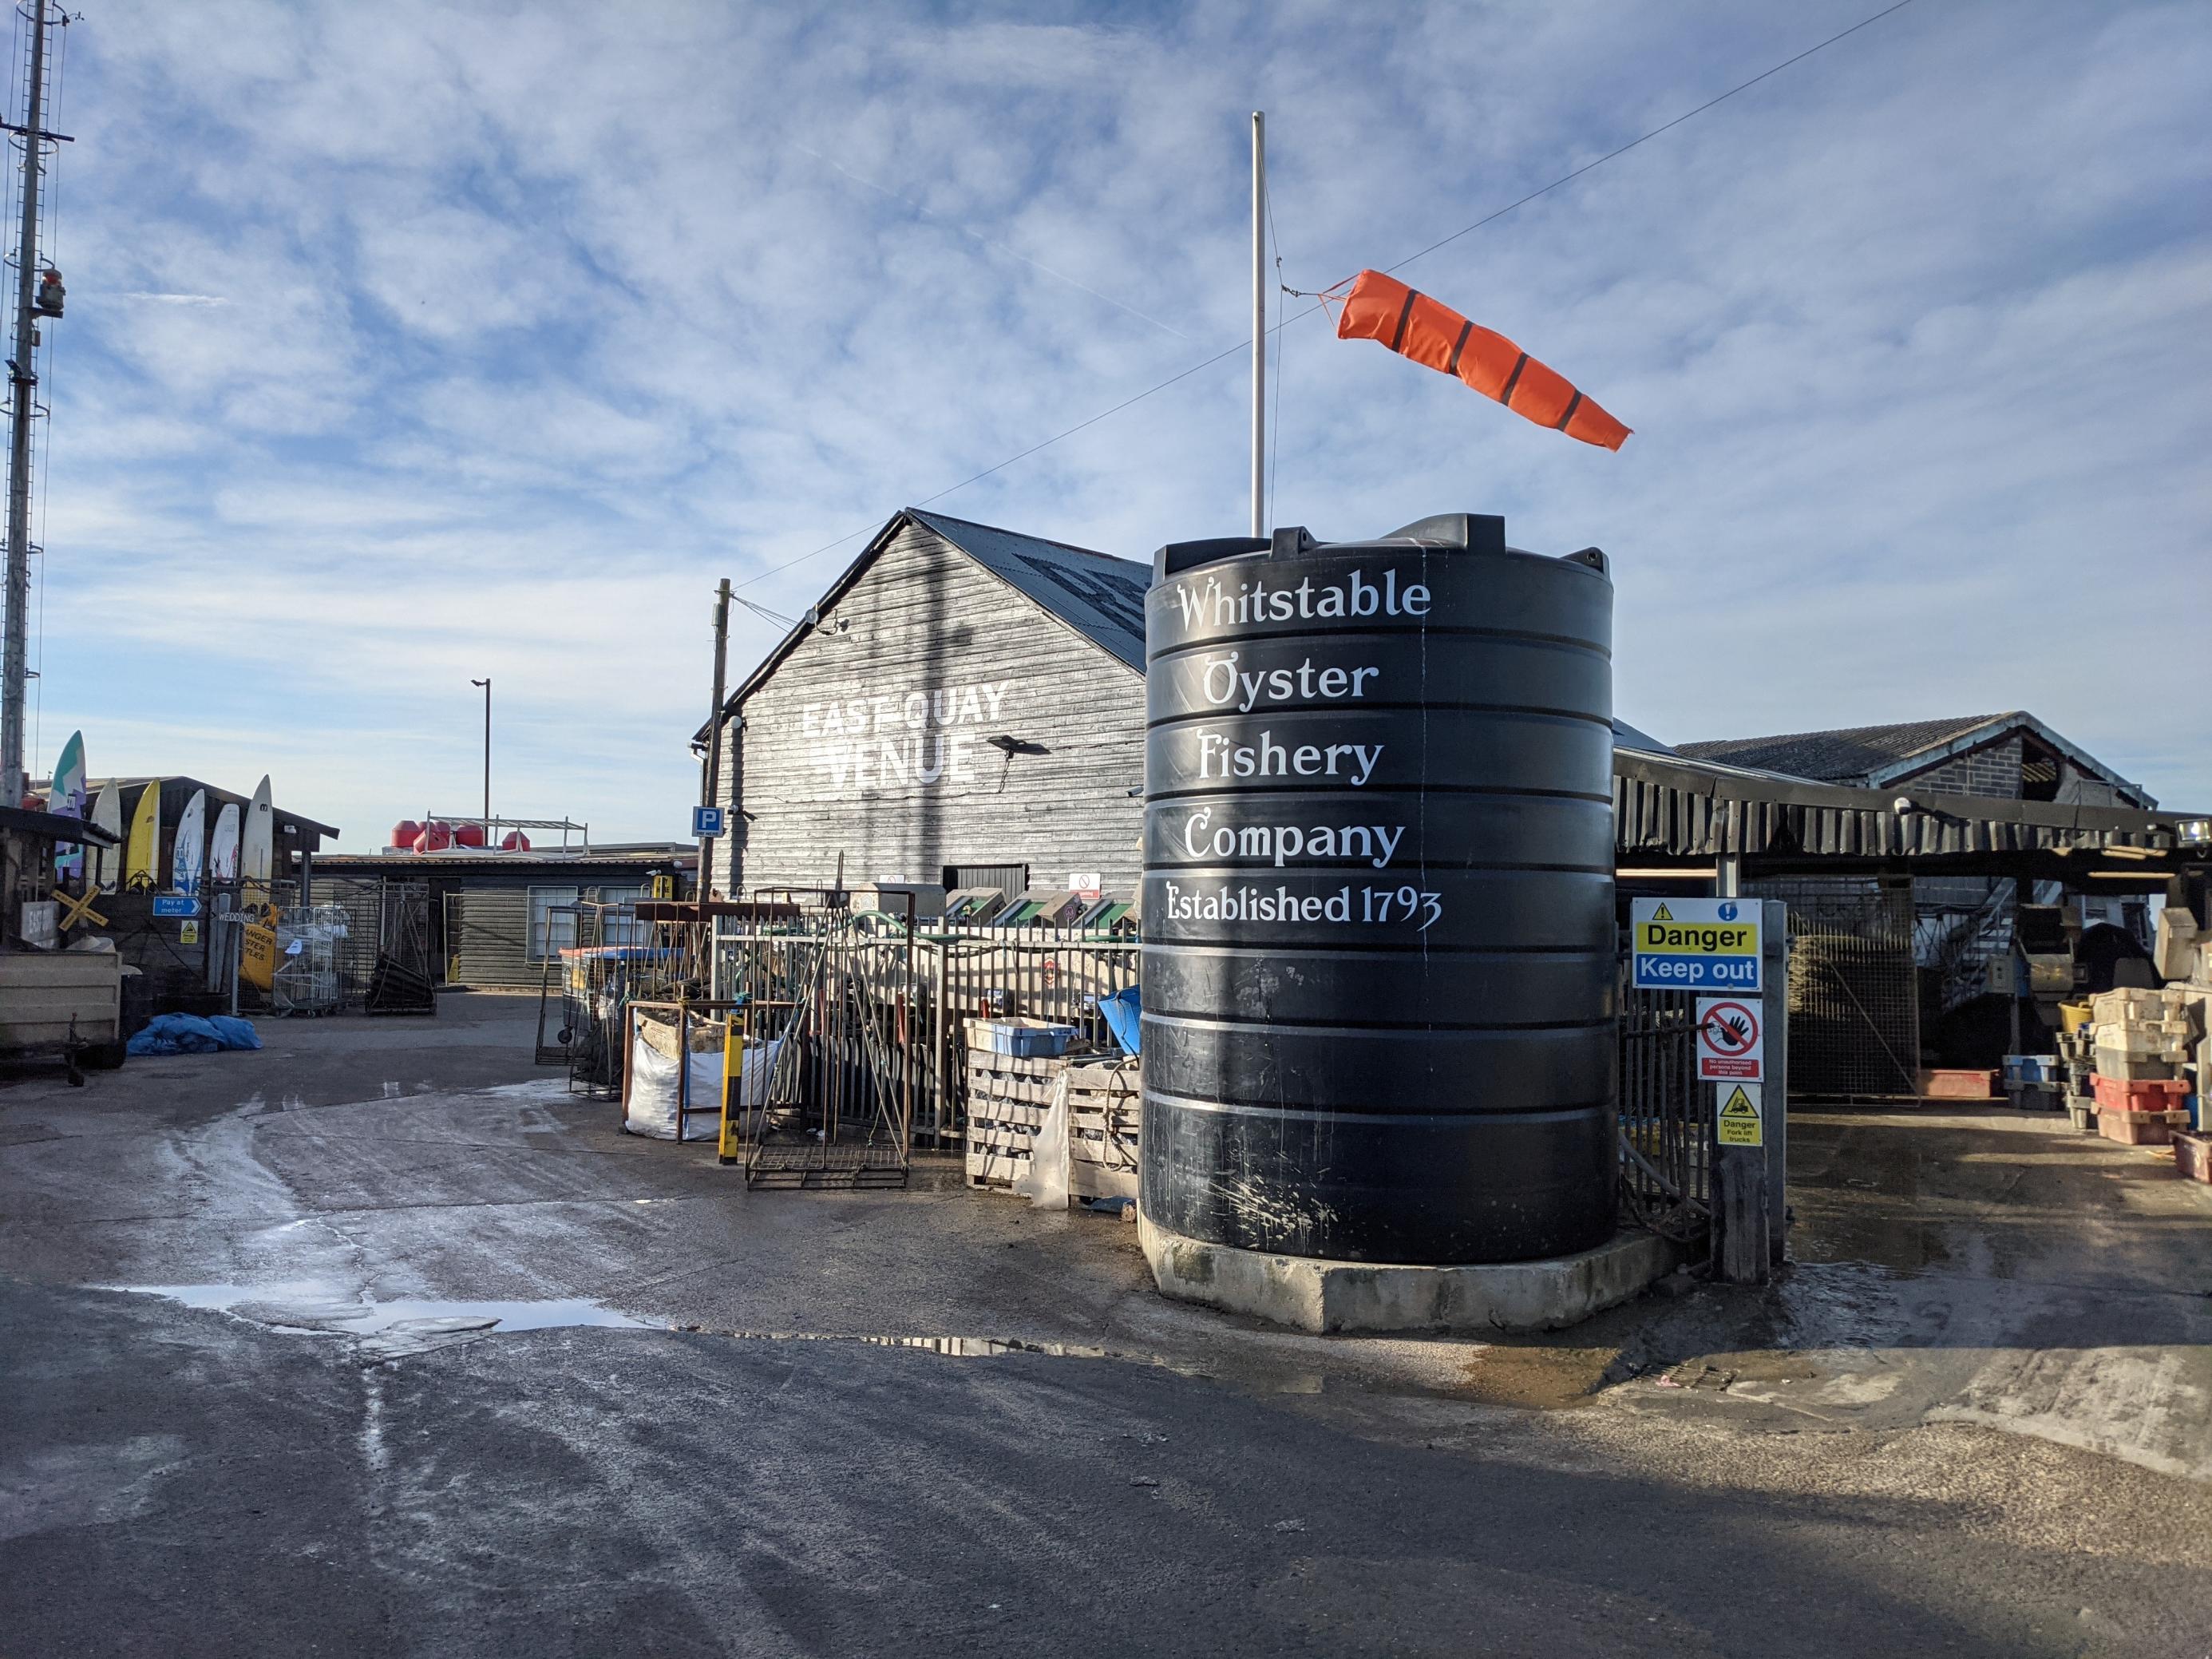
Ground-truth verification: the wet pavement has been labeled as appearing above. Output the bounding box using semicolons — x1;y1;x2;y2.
4;996;2210;1657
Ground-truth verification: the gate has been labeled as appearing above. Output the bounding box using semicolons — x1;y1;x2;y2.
1757;877;1919;1097
1616;968;1708;1246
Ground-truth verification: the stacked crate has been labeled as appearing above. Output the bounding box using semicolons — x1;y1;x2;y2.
964;1044;1060;1189
2088;987;2200;1146
964;1041;1143;1206
1064;1058;1141;1204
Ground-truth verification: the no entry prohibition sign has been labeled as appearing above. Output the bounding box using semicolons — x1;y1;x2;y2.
1696;996;1764;1082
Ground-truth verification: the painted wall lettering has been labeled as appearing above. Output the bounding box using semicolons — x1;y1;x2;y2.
800;680;1011;795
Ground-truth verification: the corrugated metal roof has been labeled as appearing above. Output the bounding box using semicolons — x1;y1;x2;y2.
908;509;1149;671
1614;747;2203;861
1675;715;2015;782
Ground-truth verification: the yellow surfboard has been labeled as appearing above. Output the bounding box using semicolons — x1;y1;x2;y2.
125;780;163;891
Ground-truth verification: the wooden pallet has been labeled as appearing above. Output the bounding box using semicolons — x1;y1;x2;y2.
964;1051;1143;1204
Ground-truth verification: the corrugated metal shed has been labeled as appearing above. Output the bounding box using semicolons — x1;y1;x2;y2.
1615;744;2203;861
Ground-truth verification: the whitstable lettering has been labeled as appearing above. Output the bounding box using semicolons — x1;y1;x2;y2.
1169;567;1432;628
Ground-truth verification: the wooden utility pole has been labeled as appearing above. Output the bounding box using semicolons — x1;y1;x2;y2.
470;676;492;828
1;0;56;803
697;579;731;905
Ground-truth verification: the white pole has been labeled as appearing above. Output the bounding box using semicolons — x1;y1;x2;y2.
1250;110;1266;541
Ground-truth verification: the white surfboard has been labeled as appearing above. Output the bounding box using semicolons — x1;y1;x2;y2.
208;801;241;884
89;782;122;889
172;788;208;897
240;774;275;905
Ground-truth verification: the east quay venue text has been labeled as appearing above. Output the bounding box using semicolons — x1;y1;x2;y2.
801;682;1010;792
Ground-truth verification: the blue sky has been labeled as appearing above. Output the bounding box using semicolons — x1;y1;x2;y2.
19;0;2210;840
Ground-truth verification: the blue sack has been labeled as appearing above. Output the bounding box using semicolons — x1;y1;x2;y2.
126;1012;263;1057
1100;985;1141;1058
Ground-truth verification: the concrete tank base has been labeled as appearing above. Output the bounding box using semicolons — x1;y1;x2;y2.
1138;1214;1682;1334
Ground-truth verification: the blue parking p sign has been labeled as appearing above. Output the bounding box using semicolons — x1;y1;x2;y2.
691;806;726;837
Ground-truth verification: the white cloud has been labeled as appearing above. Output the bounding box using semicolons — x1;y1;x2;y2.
16;0;2207;841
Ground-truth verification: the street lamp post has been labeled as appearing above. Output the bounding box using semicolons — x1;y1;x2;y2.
469;677;491;831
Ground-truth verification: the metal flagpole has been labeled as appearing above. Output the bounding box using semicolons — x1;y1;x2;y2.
1249;110;1265;541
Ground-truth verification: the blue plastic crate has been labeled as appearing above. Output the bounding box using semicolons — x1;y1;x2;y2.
975;1019;1076;1059
2003;1054;2058;1086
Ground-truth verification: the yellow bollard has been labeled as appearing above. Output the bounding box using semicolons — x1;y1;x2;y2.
718;1016;743;1166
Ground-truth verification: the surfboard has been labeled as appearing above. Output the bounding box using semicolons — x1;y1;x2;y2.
49;730;85;878
125;780;163;891
208;801;241;885
172;788;208;897
89;782;122;889
240;775;274;909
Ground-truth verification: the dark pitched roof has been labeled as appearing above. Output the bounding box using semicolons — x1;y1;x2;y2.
1675;715;2020;784
713;509;1148;732
906;509;1148;671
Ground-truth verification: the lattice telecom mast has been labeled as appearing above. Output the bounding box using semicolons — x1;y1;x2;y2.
0;0;68;804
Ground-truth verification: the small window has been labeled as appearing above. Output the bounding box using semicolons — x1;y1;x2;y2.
943;863;1027;897
528;885;580;960
596;884;647;948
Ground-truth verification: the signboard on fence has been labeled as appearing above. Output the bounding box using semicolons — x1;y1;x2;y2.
1696;996;1764;1082
1717;1082;1764;1146
1631;897;1762;992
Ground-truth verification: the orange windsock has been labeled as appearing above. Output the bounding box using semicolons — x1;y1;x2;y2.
1334;269;1630;451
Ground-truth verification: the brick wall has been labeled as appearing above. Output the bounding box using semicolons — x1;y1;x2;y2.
1903;736;2022;799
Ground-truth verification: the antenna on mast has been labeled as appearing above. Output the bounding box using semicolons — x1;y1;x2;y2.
0;0;71;805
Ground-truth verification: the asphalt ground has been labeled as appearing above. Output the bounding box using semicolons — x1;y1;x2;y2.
3;994;2208;1657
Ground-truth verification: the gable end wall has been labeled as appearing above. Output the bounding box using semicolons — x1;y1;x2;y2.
715;523;1146;897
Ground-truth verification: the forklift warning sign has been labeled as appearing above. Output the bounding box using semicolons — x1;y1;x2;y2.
1716;1083;1763;1146
1696;996;1763;1081
1631;898;1761;992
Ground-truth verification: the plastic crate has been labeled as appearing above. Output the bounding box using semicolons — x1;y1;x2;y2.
2174;1128;2212;1185
2090;1075;2190;1114
2002;1055;2058;1086
972;1018;1077;1059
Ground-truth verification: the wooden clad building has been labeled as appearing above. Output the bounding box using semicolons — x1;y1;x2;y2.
707;509;1150;901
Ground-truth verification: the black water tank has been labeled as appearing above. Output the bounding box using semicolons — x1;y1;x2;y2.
1139;513;1616;1264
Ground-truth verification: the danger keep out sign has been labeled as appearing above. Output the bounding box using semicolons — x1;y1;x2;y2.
1631;897;1761;992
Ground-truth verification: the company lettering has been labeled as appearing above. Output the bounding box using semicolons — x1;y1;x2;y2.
1179;807;1403;869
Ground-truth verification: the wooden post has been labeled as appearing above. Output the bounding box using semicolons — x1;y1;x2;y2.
1713;858;1771;1284
1762;897;1789;1268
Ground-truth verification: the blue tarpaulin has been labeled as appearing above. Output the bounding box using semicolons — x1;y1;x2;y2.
1100;986;1141;1057
126;1013;263;1057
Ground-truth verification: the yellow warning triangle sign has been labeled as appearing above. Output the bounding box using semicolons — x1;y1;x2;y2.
1651;903;1673;922
1719;1085;1759;1119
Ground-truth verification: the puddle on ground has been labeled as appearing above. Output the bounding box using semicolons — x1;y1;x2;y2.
1453;1344;1621;1410
105;1282;642;1356
716;1329;1222;1378
726;1331;1114;1360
